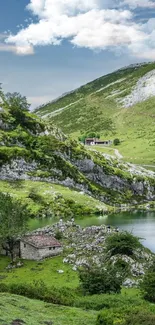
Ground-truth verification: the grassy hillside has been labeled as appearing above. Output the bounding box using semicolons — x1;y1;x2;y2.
0;293;96;325
35;62;155;165
0;180;108;219
0;91;155;213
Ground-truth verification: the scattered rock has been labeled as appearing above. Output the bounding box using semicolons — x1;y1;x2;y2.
122;278;139;288
57;270;64;274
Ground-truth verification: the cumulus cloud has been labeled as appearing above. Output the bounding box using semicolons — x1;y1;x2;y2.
4;0;155;59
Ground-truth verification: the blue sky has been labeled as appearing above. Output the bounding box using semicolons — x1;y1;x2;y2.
0;0;155;108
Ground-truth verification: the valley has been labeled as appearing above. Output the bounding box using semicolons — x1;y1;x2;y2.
0;64;155;325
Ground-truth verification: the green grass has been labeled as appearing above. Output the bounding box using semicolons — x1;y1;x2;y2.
0;179;108;218
0;256;154;325
0;256;79;289
86;145;116;156
35;62;155;115
35;62;155;166
0;293;97;325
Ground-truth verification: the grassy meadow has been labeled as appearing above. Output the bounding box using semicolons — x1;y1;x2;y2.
0;293;97;325
0;179;109;220
0;256;78;289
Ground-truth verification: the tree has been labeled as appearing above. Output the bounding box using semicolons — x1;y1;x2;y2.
140;260;155;302
114;138;120;146
0;193;29;263
79;266;122;295
106;232;142;257
78;132;100;144
5;92;30;111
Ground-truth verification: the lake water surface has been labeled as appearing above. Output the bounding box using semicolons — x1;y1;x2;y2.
29;210;155;253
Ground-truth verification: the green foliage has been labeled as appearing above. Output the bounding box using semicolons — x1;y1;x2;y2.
55;230;63;240
106;232;142;256
78;132;100;143
28;187;45;203
0;146;29;166
74;291;142;311
0;192;29;262
79;266;122;295
126;310;155;325
0;293;96;325
140;260;155;302
97;308;155;325
114;138;120;146
0;280;75;306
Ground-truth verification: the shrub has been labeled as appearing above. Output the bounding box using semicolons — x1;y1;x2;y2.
79;266;122;295
96;307;155;325
0;281;75;306
96;309;125;325
114;138;120;146
106;232;142;256
126;310;155;325
74;293;142;311
140;261;155;303
55;230;63;240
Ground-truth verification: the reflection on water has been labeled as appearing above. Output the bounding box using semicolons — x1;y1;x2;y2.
29;211;155;252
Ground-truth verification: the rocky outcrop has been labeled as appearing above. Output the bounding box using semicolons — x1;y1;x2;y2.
0;152;154;204
30;220;154;287
0;159;38;180
0;98;154;206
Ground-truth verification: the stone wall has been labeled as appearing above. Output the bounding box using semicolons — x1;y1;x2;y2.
20;241;62;260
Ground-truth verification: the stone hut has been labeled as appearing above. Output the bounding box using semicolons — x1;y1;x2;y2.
20;234;62;260
85;138;112;146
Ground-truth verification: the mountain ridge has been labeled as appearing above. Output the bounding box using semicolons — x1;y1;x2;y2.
35;61;155;116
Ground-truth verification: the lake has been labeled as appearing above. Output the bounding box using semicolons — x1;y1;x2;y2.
29;210;155;253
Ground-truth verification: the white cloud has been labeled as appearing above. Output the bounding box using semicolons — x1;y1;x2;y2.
4;0;155;59
123;0;155;9
27;0;99;17
0;43;34;55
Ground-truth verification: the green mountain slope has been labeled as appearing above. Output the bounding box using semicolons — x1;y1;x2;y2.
0;293;96;325
35;62;155;165
0;91;155;217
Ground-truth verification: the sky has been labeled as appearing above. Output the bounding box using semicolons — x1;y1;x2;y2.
0;0;155;108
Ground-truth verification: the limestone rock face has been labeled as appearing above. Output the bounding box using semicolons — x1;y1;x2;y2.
0;159;38;180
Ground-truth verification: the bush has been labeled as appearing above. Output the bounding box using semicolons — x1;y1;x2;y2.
114;138;120;146
74;293;142;311
0;281;75;306
55;230;63;240
106;232;142;256
96;309;125;325
126;310;155;325
79;266;122;295
140;261;155;302
96;307;155;325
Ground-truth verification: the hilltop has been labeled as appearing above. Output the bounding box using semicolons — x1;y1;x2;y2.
35;62;155;166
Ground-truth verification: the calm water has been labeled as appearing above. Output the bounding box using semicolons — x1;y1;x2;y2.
29;211;155;252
